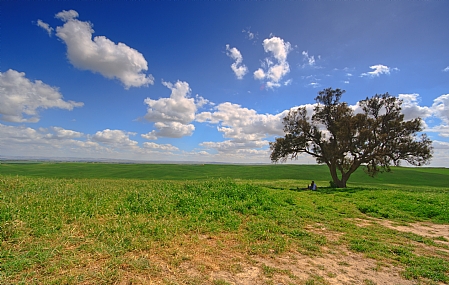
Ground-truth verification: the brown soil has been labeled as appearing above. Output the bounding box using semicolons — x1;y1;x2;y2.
111;219;448;284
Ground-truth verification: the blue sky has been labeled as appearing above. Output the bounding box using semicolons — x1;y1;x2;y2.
1;1;449;166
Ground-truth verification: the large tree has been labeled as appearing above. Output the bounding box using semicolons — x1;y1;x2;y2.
270;88;433;188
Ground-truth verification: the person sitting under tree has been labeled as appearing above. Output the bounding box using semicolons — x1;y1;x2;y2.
308;181;317;190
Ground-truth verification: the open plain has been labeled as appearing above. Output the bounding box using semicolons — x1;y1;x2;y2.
1;163;448;284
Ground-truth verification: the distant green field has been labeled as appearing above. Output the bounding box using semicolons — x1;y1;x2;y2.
0;162;448;189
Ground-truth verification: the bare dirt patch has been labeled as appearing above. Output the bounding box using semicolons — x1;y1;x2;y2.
31;220;448;284
353;217;449;248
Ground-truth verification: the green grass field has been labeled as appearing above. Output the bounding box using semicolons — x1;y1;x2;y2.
1;162;448;188
1;163;448;284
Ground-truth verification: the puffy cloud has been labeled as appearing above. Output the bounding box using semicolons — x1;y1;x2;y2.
361;64;399;77
54;10;153;88
91;129;138;147
253;68;266;80
0;123;40;143
196;102;286;142
443;66;449;72
143;142;179;152
427;141;449;167
433;140;449;149
431;94;449;124
398;94;432;121
0;69;83;123
143;122;195;139
253;36;291;89
144;81;196;124
36;19;53;36
144;80;202;139
0;123;112;158
264;36;291;61
55;9;79;22
200;140;269;154
426;125;449;138
225;45;248;79
41;126;83;140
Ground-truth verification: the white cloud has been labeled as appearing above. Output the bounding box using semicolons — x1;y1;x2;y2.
398;94;432;121
196;102;286;142
143;142;179;152
144;81;196;124
143;122;195;139
242;28;256;41
301;51;319;67
443;66;449;72
54;10;154;89
361;64;399;77
431;94;449;124
0;123;113;158
426;125;449;138
195;94;212;108
0;69;83;123
41;126;83;139
253;36;291;89
91;129;138;147
144;80;200;139
141;132;158;140
253;68;266;80
200;140;268;154
225;45;248;79
308;82;321;88
36;19;53;36
55;9;79;22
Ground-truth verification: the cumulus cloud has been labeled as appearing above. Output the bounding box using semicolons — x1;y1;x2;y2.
432;94;449;124
144;80;204;139
361;64;399;77
0;69;83;123
196;102;286;142
54;10;154;88
398;94;432;121
0;123;112;158
253;36;291;88
143;122;195;139
253;68;265;80
200;140;269;154
143;142;179;152
55;9;79;21
443;66;449;72
91;129;138;148
225;45;248;79
41;126;83;140
144;81;195;124
36;19;53;36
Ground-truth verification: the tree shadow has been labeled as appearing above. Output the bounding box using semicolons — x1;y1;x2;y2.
316;186;374;194
262;184;376;193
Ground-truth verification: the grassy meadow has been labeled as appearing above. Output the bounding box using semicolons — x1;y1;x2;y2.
1;163;448;284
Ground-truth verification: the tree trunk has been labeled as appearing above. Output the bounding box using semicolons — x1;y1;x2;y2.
328;163;347;188
335;179;347;188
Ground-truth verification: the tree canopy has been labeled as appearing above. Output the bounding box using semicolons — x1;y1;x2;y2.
270;88;433;188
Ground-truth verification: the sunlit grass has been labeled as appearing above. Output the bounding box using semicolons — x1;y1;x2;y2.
1;164;448;283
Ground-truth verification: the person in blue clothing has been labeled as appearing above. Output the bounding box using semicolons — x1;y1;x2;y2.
308;181;317;190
